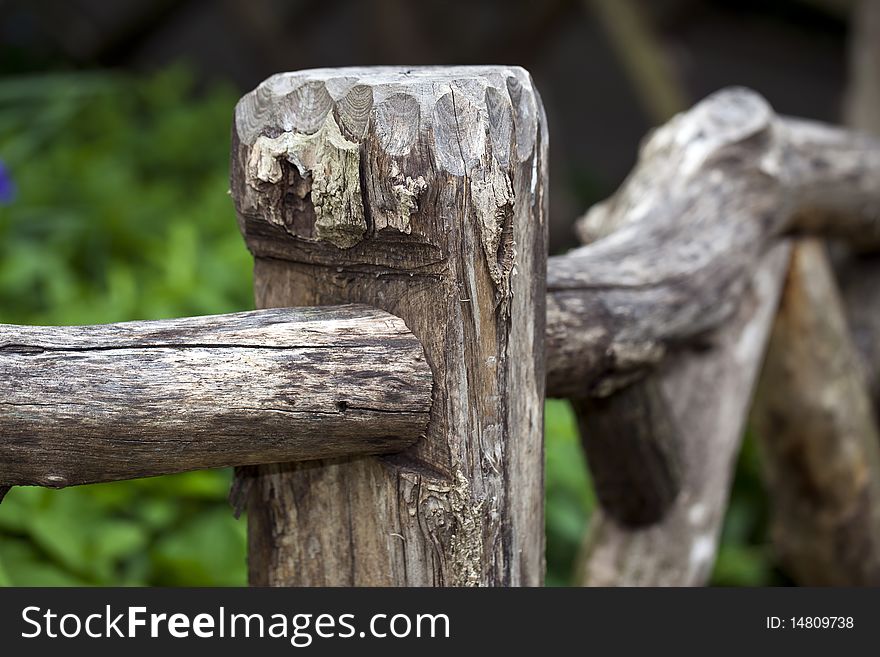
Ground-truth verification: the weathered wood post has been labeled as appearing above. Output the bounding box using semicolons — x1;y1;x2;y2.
230;67;548;586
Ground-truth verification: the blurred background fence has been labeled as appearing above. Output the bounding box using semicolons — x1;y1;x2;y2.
0;0;859;585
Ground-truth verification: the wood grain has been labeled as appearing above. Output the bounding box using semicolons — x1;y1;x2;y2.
0;305;431;487
231;66;547;586
574;377;681;527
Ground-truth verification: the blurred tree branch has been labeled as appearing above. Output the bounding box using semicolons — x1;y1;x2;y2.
585;0;687;123
751;239;880;585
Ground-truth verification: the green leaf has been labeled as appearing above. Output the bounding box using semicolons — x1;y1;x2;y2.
545;399;595;585
151;509;247;586
0;554;12;586
0;539;91;587
712;544;774;587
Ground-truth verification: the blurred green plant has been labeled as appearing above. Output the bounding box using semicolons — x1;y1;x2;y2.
712;432;789;586
0;69;252;326
545;399;593;586
0;68;250;586
0;67;776;587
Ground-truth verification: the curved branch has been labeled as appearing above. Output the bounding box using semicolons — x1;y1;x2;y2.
559;85;880;584
546;88;880;399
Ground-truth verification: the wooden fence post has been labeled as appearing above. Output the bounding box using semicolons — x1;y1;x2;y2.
230;67;548;586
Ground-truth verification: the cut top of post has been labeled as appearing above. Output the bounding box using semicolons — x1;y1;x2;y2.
231;65;546;283
234;66;540;159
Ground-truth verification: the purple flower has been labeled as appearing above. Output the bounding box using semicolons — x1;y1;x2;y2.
0;160;16;205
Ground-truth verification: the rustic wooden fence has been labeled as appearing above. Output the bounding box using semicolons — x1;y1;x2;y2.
3;66;880;586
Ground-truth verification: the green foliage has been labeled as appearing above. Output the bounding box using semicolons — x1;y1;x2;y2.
0;67;776;587
544;399;594;586
711;432;787;586
0;474;245;586
0;68;252;325
0;68;249;586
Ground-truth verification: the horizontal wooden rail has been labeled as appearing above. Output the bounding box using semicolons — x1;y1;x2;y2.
0;305;432;489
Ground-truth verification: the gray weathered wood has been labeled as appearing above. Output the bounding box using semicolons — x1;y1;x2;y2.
556;88;793;531
553;85;802;583
578;243;790;586
0;305;432;487
231;66;548;586
545;87;880;399
751;239;880;585
567;84;880;585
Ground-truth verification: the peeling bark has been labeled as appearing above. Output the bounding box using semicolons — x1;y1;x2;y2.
246;113;366;248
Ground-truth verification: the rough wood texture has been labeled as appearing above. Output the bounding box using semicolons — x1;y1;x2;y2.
568;84;880;584
231;66;547;586
578;243;790;586
573;378;681;527
554;88;799;531
0;306;431;487
545;87;880;399
750;239;880;585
